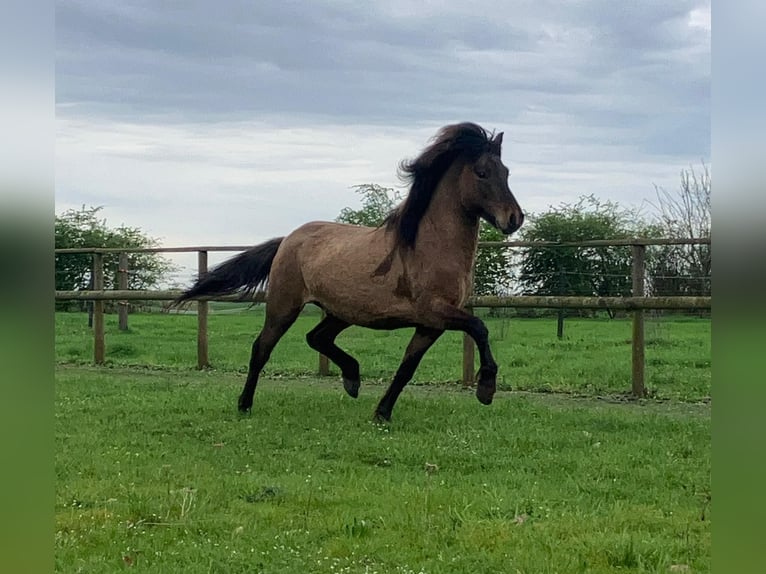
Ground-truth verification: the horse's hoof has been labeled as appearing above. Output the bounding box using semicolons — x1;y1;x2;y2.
372;411;390;424
476;385;495;405
238;397;253;413
343;377;360;398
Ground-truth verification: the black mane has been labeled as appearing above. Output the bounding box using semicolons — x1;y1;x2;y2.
384;122;499;248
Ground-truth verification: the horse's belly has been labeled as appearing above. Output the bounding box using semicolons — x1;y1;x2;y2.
308;276;417;327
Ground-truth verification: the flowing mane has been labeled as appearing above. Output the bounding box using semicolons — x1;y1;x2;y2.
384;122;501;248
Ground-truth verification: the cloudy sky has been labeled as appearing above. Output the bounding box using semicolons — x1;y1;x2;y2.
55;0;710;276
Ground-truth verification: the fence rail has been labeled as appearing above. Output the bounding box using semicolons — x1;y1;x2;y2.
56;289;710;311
53;236;710;255
54;238;712;398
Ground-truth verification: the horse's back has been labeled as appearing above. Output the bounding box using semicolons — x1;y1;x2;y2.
280;220;385;266
269;221;412;324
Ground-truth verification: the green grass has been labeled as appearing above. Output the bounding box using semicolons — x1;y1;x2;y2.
56;366;710;573
55;309;711;401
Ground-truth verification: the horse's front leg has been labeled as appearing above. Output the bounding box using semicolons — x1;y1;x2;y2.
427;301;498;405
374;327;443;422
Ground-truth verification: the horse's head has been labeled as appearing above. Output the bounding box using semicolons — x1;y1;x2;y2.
460;132;524;235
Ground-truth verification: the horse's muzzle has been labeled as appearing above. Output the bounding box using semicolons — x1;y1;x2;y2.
501;211;524;235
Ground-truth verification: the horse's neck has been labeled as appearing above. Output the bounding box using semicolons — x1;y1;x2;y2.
416;180;480;272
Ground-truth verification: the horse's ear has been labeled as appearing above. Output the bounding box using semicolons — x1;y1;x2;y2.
490;131;504;155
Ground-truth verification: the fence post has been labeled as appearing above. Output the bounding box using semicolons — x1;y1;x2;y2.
462;305;475;387
557;264;565;339
118;252;129;331
92;253;105;364
319;352;330;376
197;250;209;369
631;244;647;397
87;271;94;328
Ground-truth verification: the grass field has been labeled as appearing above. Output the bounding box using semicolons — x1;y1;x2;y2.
55;308;711;401
55;309;711;571
56;366;710;573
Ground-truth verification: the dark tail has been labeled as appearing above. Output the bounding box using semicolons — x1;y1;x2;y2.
174;237;284;304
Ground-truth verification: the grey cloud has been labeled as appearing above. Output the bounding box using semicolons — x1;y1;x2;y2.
56;1;709;159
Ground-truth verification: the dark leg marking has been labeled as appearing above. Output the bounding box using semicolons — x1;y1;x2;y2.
305;315;360;398
238;309;301;412
374;327;443;421
430;303;499;405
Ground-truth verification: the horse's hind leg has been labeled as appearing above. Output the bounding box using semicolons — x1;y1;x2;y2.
374;327;443;422
305;314;360;397
238;303;302;413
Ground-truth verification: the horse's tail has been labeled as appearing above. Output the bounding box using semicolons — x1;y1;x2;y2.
174;237;284;304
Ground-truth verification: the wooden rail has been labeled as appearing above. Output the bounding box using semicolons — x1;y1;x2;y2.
56;289;711;310
53;236;710;255
55;239;711;397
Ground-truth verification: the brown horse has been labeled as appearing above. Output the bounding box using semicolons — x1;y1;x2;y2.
176;122;524;421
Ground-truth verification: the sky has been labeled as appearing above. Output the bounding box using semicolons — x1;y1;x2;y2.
55;0;711;277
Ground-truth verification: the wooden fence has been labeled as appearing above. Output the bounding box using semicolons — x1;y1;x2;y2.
55;238;711;397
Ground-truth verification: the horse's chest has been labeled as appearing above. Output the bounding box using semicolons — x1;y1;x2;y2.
417;267;471;307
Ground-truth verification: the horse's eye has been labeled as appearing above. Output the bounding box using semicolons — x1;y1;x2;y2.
475;169;487;179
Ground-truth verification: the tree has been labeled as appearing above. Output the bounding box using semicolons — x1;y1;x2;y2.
648;164;711;297
517;196;650;313
337;184;402;227
472;223;513;296
55;206;176;308
336;184;512;295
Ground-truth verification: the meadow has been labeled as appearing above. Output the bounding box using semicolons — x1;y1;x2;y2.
56;368;710;573
55;309;711;572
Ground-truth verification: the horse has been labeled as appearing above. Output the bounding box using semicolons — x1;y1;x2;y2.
176;122;524;421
